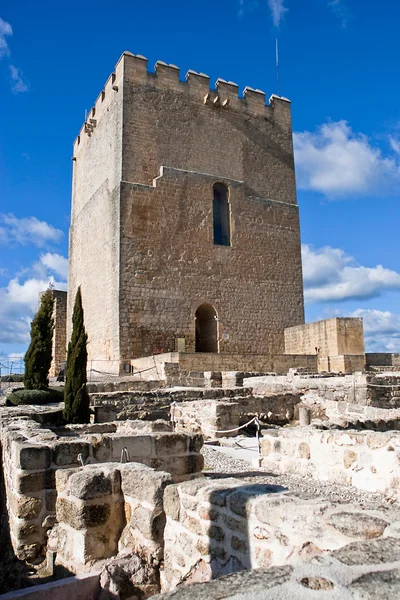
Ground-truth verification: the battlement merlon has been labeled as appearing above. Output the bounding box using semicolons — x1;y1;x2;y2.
73;51;292;154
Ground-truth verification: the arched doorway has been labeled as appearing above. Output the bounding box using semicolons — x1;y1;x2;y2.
195;304;218;353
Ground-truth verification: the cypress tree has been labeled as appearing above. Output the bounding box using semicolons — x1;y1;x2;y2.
63;287;90;423
24;288;54;390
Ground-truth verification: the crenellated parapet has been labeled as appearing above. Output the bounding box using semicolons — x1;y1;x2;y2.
73;51;291;154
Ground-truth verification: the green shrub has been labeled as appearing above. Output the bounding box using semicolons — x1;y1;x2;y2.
64;287;90;424
24;288;54;390
7;387;64;406
0;374;24;382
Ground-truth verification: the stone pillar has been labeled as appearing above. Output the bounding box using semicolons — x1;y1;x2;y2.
39;289;67;377
299;407;311;426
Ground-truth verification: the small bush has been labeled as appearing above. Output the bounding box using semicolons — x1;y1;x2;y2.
0;374;24;382
7;387;64;406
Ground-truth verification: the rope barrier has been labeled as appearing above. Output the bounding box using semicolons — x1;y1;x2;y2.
170;401;259;435
367;382;400;388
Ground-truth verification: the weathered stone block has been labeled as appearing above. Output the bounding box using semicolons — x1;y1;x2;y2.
69;466;121;499
52;441;90;466
10;493;42;519
14;469;54;494
163;485;181;521
111;435;152;460
56;467;76;492
153;433;188;456
130;505;166;542
56;497;111;529
328;512;389;539
120;463;172;509
13;442;52;470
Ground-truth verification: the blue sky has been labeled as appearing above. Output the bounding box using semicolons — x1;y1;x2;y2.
1;0;400;361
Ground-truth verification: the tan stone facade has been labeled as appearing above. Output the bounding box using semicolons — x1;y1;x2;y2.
68;52;304;372
39;289;67;377
284;317;365;373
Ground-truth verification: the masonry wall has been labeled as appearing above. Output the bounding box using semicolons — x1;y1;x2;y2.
160;478;399;592
284;318;365;361
0;420;203;561
68;60;125;366
50;291;67;376
260;428;400;498
69;52;305;367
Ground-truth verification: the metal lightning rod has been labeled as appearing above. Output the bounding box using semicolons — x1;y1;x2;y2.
276;38;281;97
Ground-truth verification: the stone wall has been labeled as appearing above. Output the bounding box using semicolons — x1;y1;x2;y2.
366;353;400;368
70;51;305;367
160;478;400;592
284;318;365;358
91;387;253;423
244;373;369;404
44;290;67;377
50;461;171;584
260;428;400;498
153;537;400;599
284;318;365;373
0;419;203;561
172;400;240;440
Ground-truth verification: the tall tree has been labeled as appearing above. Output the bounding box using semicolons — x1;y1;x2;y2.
64;287;90;423
24;288;54;390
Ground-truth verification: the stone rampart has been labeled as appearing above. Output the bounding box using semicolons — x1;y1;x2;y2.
260;428;400;498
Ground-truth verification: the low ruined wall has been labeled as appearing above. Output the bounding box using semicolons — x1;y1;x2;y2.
50;461;171;584
245;373;369;404
87;380;163;394
0;420;203;561
261;428;400;498
366;353;400;367
176;353;317;375
91;388;253;423
301;392;400;429
153;537;400;599
173;400;240;440
161;478;400;592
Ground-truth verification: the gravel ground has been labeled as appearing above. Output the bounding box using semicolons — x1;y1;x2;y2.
201;445;395;509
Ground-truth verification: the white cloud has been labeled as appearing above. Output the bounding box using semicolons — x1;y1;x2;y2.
0;276;67;346
267;0;287;27
39;253;68;279
294;121;400;197
302;244;400;302
0;17;12;58
9;64;28;93
0;213;63;247
327;0;350;28
350;309;400;353
389;137;400;154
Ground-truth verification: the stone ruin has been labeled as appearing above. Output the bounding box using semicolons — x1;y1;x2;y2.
1;358;400;599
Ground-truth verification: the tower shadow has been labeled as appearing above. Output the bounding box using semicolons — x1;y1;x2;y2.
208;482;288;580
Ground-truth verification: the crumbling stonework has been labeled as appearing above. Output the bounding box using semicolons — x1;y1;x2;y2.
172;400;240;440
160;478;400;592
49;461;172;575
0;419;203;561
261;428;400;498
153;536;400;599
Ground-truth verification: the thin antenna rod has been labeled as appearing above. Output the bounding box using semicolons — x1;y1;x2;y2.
276;38;281;97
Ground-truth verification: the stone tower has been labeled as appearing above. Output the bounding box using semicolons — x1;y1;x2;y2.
68;52;304;373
